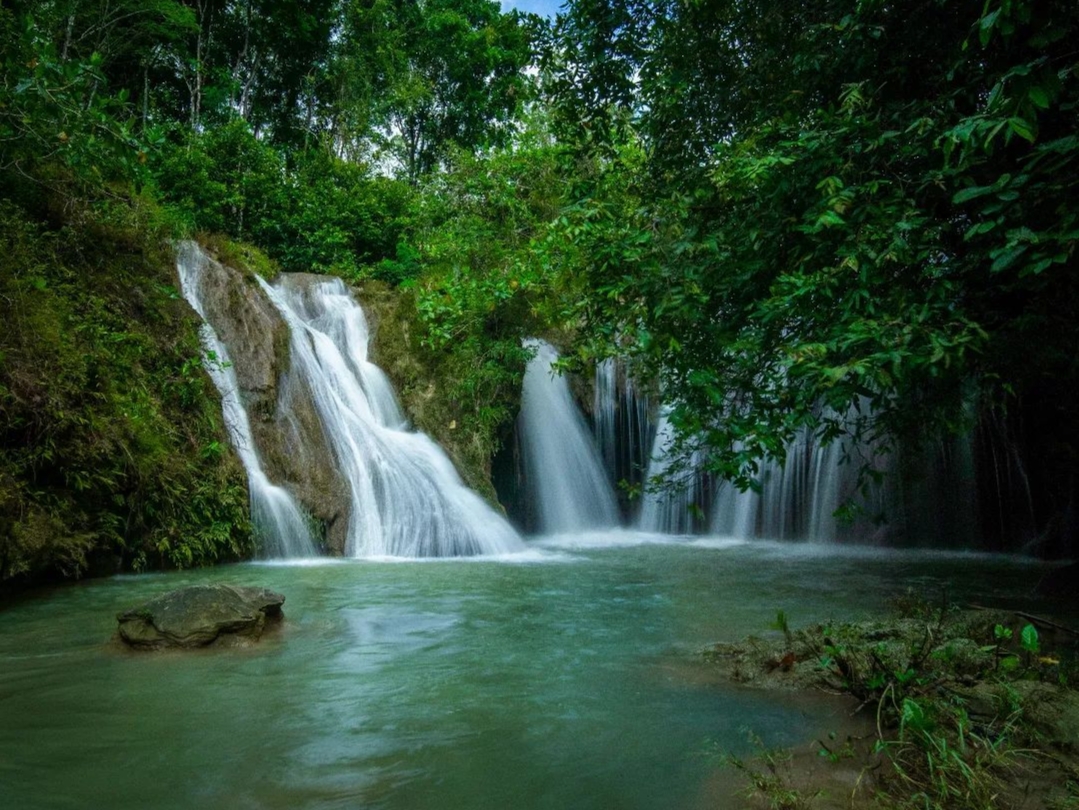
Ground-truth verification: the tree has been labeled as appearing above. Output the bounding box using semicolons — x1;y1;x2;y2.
334;0;535;181
0;5;148;189
547;0;1079;548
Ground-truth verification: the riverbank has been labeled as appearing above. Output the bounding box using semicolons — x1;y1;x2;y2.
707;600;1079;808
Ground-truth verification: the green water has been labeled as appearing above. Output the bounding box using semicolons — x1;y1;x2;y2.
0;536;1063;810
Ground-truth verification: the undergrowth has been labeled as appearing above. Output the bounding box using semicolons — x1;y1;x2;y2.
728;733;821;810
0;176;253;584
720;595;1079;810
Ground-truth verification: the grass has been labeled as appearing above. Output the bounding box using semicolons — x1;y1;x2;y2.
713;600;1079;809
727;734;821;810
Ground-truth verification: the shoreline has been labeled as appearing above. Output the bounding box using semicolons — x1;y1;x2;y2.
703;603;1079;808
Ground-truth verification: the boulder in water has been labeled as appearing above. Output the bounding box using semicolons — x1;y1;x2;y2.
117;584;285;649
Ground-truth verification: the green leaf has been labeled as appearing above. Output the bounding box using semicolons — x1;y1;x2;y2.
1022;257;1053;276
990;245;1027;272
1008;117;1036;143
816;210;846;227
900;697;934;737
963;221;997;240
952;186;993;204
1020;624;1040;654
1028;85;1051;109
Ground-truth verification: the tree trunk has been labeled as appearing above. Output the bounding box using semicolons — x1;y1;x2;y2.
61;11;76;61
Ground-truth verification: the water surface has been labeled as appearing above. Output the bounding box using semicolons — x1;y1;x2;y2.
0;536;1064;810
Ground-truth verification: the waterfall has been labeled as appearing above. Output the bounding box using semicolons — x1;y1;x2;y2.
594;360;618;480
711;481;758;538
518;340;620;533
706;415;977;546
706;423;872;543
753;432;851;541
176;244;318;558
593;359;654;518
259;275;523;557
637;409;708;534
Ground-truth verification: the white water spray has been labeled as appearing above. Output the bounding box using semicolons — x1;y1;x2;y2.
518;340;620;533
259;275;523;557
176;243;317;558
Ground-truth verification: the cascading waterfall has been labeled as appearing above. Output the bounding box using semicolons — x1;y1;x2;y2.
593;359;654;518
518;340;620;533
594;360;619;480
755;430;854;541
707;414;979;546
711;478;759;539
637;409;709;534
569;352;982;544
180;233;992;551
707;419;879;543
176;243;318;558
259;275;523;557
588;370;888;540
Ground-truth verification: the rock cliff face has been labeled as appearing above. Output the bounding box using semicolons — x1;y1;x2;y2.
191;251;350;554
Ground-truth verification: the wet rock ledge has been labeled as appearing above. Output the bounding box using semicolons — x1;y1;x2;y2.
117;584;285;650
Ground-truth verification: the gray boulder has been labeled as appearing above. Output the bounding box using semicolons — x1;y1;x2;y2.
117;584;285;649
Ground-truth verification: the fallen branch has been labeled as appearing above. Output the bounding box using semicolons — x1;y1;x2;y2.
966;604;1079;638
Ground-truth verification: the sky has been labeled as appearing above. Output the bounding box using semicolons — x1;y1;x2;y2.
501;0;564;19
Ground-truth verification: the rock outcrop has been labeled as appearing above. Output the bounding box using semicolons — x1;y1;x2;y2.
189;249;350;553
117;584;285;649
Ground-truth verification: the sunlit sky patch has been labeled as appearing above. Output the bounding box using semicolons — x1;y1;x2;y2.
501;0;563;19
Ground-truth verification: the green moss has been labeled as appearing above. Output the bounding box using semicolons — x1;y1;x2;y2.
0;185;253;584
198;233;281;280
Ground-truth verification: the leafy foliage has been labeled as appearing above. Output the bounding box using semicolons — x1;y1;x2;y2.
333;0;536;180
545;0;1079;539
153;121;414;276
0;9;148;189
0;188;252;582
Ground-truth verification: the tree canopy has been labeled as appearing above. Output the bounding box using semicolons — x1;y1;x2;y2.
2;0;1079;575
539;0;1078;548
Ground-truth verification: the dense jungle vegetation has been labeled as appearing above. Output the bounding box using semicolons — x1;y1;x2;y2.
1;0;1077;583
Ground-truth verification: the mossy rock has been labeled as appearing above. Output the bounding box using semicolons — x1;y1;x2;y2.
929;637;994;678
116;584;285;649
